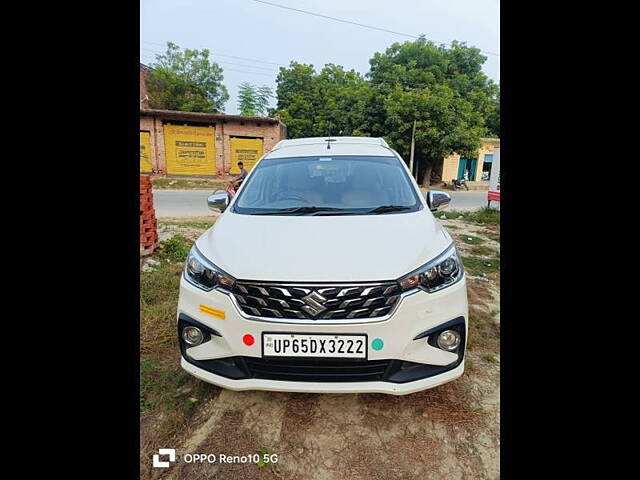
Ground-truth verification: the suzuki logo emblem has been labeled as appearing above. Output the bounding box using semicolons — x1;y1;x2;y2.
301;291;328;317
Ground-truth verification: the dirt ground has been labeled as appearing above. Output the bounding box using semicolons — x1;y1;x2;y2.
141;216;500;479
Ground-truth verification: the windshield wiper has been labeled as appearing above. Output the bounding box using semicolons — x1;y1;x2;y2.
252;206;347;216
366;205;413;215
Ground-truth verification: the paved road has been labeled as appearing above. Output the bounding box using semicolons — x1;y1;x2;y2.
153;189;495;217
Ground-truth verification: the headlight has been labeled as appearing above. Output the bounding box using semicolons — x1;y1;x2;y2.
184;246;235;292
397;244;463;293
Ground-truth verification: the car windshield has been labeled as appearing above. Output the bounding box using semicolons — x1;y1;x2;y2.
233;155;422;215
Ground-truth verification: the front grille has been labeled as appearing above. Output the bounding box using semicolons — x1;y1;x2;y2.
243;357;393;382
231;281;401;320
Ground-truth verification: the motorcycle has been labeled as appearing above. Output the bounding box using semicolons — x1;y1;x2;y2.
451;178;469;191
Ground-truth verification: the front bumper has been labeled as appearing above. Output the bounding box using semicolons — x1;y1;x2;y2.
177;274;468;395
181;357;464;395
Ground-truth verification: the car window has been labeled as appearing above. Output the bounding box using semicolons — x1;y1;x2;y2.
233;155;422;215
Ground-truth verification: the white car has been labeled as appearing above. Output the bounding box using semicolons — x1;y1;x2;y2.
177;136;468;395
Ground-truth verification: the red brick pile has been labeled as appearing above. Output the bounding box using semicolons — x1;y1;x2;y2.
140;175;158;256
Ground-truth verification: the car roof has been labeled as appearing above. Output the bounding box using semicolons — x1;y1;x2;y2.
266;136;395;159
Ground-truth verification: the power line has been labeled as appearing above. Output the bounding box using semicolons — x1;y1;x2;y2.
140;53;276;78
141;47;279;72
215;61;278;72
252;0;423;39
250;0;499;57
141;41;287;67
223;68;275;78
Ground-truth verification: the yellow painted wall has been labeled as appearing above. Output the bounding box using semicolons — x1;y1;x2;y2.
229;137;263;174
163;124;216;176
442;139;500;182
474;142;500;181
140;131;153;173
442;153;461;183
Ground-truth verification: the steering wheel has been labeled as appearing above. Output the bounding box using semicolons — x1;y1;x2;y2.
277;193;311;204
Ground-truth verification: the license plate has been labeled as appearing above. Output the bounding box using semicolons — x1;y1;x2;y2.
262;333;367;358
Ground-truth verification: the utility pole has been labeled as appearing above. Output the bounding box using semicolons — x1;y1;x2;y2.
409;120;416;179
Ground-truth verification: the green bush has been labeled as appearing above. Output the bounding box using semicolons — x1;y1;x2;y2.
158;234;192;263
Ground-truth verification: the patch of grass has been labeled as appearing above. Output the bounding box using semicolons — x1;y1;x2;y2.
156;234;192;263
470;245;498;257
140;261;220;415
140;355;217;417
482;354;498;364
152;177;227;190
140;230;223;479
462;256;500;276
140;356;189;412
140;236;190;354
438;207;500;225
458;234;485;245
140;261;182;353
485;231;500;243
467;306;500;352
466;277;493;306
471;207;501;225
140;358;157;411
159;219;214;229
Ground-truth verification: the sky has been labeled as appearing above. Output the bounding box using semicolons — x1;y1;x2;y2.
140;0;499;115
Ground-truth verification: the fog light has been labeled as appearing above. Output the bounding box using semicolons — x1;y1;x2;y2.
437;330;461;351
182;326;204;346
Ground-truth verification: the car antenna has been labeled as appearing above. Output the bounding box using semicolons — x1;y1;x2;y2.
326;130;336;150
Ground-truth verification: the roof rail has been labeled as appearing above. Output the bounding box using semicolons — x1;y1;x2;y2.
272;136;389;150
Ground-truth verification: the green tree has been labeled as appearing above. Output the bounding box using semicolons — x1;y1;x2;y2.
146;42;229;113
485;83;500;137
272;39;499;185
238;82;274;116
364;38;499;185
274;62;369;138
273;62;319;138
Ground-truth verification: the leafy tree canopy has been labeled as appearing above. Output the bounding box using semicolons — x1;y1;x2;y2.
274;38;500;185
365;38;499;184
238;82;274;116
274;62;370;139
485;83;500;138
146;42;229;113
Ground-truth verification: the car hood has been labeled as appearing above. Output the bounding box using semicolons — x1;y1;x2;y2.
196;209;452;282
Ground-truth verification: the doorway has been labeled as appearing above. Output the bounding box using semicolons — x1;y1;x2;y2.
481;154;493;181
458;158;477;181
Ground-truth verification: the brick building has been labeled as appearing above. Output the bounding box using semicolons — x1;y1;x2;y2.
139;64;287;177
140;109;287;176
140;63;151;109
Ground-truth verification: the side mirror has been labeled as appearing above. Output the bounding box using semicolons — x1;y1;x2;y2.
207;191;229;213
426;190;451;212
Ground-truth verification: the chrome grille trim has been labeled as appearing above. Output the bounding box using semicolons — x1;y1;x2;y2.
229;281;415;324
